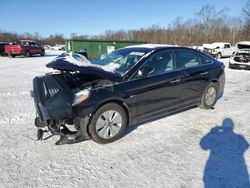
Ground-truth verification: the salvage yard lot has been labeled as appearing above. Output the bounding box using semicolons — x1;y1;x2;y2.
0;51;250;187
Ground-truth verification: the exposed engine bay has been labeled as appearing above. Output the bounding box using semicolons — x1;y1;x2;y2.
63;71;113;90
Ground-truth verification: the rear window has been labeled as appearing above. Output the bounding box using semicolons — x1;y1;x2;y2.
175;49;201;68
175;49;212;68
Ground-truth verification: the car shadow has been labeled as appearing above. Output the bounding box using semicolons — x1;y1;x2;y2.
43;53;60;57
7;54;58;58
200;118;250;188
30;53;59;57
123;105;197;137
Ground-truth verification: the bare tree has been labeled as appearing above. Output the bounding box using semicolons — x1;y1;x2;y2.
1;3;250;46
242;0;250;40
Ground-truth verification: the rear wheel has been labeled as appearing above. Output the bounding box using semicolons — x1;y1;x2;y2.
9;53;15;58
41;50;45;56
25;51;31;57
88;103;127;144
199;82;219;109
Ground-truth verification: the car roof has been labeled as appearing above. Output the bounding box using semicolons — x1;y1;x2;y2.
236;41;250;46
125;44;178;49
19;40;35;42
212;42;230;46
124;45;204;55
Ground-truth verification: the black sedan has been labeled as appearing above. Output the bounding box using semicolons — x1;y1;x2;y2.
32;45;225;144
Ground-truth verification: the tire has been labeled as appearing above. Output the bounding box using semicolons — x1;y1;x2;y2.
41;51;45;56
229;63;234;69
88;103;128;144
216;53;222;59
199;82;219;109
9;53;15;58
25;51;31;57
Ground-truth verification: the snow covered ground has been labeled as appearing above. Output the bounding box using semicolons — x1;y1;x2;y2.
0;50;250;188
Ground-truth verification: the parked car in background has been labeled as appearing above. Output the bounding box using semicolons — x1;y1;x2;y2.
203;42;235;59
191;45;204;52
0;42;9;56
50;44;65;51
43;45;52;50
229;41;250;70
32;45;225;145
5;40;45;57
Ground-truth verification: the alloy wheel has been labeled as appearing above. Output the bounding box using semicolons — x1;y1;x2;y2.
205;87;216;106
96;110;122;139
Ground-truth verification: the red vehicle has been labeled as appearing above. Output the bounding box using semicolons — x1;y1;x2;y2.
5;40;45;57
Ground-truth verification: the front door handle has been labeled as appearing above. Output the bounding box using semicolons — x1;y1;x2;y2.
200;72;208;75
170;78;181;84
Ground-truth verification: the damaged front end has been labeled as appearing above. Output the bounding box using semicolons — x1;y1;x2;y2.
33;74;91;145
32;53;119;145
229;50;250;70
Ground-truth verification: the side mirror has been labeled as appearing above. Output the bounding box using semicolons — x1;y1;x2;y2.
137;66;154;79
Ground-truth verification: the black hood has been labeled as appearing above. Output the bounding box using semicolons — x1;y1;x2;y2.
46;53;123;82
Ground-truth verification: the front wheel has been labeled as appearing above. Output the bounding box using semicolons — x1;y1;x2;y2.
88;103;127;144
41;51;45;56
199;82;219;109
25;51;31;57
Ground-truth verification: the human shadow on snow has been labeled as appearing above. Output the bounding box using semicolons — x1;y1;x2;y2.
200;118;250;188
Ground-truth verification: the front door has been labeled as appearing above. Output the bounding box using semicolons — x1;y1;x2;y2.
126;50;186;122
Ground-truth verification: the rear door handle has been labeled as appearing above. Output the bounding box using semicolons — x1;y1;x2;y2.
170;78;181;84
200;72;208;75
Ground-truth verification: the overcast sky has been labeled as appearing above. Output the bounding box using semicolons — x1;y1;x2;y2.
0;0;247;37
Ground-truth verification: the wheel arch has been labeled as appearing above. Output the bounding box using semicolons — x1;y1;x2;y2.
91;99;130;126
205;79;219;92
199;79;219;101
210;79;219;84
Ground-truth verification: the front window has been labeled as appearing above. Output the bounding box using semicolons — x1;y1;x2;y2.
91;48;152;75
141;50;176;76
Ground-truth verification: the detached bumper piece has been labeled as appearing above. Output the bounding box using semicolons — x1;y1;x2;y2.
35;116;90;145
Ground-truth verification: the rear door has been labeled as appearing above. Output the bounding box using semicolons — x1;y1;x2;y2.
174;49;215;106
223;44;232;57
28;42;38;54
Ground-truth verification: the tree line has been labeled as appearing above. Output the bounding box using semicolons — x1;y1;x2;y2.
0;2;249;46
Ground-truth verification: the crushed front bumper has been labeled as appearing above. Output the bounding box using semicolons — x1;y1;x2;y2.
32;74;91;144
229;62;250;70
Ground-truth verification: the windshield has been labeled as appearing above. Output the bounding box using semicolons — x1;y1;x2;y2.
91;48;152;75
238;44;250;50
